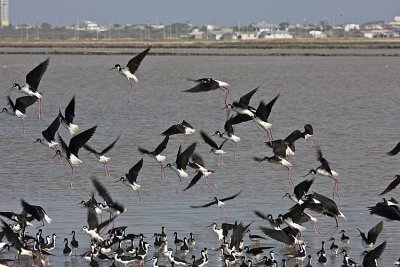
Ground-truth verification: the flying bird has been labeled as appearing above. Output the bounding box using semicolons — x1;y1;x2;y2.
387;142;400;156
138;136;169;181
190;190;242;217
2;95;37;133
59;95;79;135
110;47;151;103
184;78;230;106
116;158;144;202
379;175;400;195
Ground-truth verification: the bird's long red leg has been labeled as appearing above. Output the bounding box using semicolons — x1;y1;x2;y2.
128;81;133;104
288;167;294;186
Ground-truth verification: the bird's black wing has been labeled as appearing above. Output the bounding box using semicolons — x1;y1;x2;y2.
1;219;23;248
177;142;197;170
254;210;269;220
21;199;39;220
230;221;253;249
379;175;400;195
15;96;37;113
69;125;97;156
224;117;235;136
126;47;150;74
161;124;185;136
260;227;294;245
304;124;313;135
183;78;220;92
368;203;400;221
153;136;169;155
228;114;253;126
189;200;216;208
82;144;100;155
316;148;332;175
126;158;143;183
92;178;113;204
200;131;218;149
221;190;242;202
191;153;205;167
183;172;202;191
87;207;99;230
64;96;75;124
387;142;400;156
294;179;314;200
363;241;386;266
57;133;70;158
5;96;15;112
25;57;50;91
181;120;194;129
367;221;383;244
257;94;279;121
239;87;258;106
42;115;61;142
100;135;120;155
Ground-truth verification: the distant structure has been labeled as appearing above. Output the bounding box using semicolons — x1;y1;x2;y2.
1;0;9;28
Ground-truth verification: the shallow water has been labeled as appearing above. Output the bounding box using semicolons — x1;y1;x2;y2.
0;51;399;266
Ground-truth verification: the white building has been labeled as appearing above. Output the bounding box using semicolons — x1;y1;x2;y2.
1;0;9;28
343;23;360;32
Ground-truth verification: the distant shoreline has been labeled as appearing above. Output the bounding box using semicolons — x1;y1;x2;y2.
1;38;400;56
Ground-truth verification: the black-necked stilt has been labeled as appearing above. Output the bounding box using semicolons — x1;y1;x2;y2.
184;77;230;106
2;95;37;133
82;206;114;242
116;158;144;202
302;124;316;149
21;199;51;226
395;257;400;267
63;238;72;258
10;57;49;120
266;130;303;160
200;130;227;165
138;136;169;181
254;211;281;230
361;241;386;267
182;171;203;192
189;190;242;217
327;237;339;255
92;178;126;226
114;252;139;266
0;211;33;232
253;94;280;142
254;154;293;186
84;135;120;177
213;116;240;156
161;120;200;143
70;231;79;255
379;175;400;195
187;153;215;187
303;192;346;234
34;115;61;157
260;226;303;246
283;178;314;204
166;248;190;266
191;252;206;267
207;222;224;241
305;148;340;198
226;87;258;117
243;246;274;262
317;249;327;266
187;232;196;247
166;142;197;181
387;142;400;156
289;243;307;264
246;229;266;244
110;47;151;103
42;233;57;251
173;231;184;249
368;201;400;221
59;95;79;135
356;221;383;250
304;254;313;267
56;125;97;186
338;230;350;246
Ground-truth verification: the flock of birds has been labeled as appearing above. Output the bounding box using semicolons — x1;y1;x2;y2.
0;47;399;267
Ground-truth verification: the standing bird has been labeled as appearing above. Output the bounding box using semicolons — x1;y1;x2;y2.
63;238;72;258
56;125;97;186
2;95;37;133
116;158;144;202
357;221;383;250
110;47;151;103
10;57;49;120
200;131;227;165
183;77;230;106
387;142;400;156
34;115;61;153
83;135;120;177
161;120;200;143
189;190;242;217
138;136;169;181
70;231;79;256
306;148;340;198
59;95;79;135
21;199;52;226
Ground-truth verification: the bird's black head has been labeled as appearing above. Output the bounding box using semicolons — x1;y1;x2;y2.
54;150;61;157
165;163;172;168
281;192;291;198
109;64;120;71
12;83;20;89
34;138;42;144
308;169;316;175
1;108;8;113
115;177;125;183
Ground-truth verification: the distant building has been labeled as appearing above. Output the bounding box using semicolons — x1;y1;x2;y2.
343;23;360;32
309;30;327;38
1;0;9;28
259;30;293;39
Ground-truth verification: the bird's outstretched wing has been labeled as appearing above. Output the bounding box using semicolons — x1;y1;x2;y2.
126;47;151;74
26;57;50;91
69;125;97;156
221;190;242;202
387;142;400;156
379;175;400;195
42;115;61;142
92;178;113;204
183;172;202;191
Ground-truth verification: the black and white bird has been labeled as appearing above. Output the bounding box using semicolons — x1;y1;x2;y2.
387;142;400;156
266;129;303;159
368;201;400;221
283;178;315;204
338;230;350;246
189;190;242;217
110;47;151;103
200;131;227;165
34;115;61;152
253;94;280;142
10;57;49;120
302;124;316;149
186;153;215;188
59;95;79;135
166;142;197;181
254;153;293;186
82;206;115;242
83;135;120;177
226;87;258;117
183;77;230;106
138;136;169;181
56;125;97;186
213;116;241;156
21;199;52;226
116;158;144;202
357;221;383;250
161;120;200;143
2;95;37;133
306;148;340;198
361;241;386;267
92;178;126;226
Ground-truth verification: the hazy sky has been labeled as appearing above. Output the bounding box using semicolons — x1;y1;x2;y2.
9;0;400;26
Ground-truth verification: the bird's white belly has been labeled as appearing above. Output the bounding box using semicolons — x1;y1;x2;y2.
69;154;83;166
255;118;272;130
99;155;110;163
156;155;166;162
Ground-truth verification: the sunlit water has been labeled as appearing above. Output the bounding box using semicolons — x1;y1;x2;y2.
0;50;399;266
